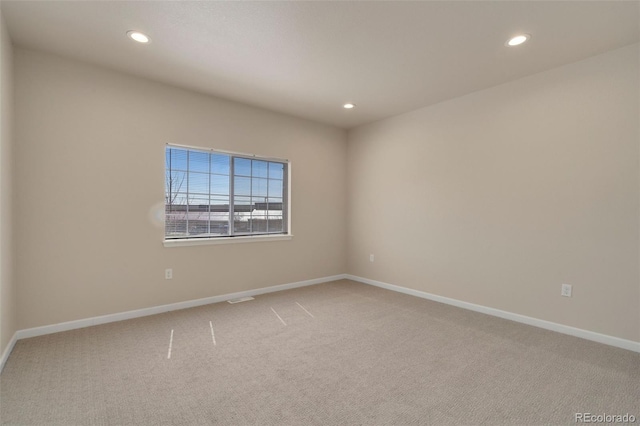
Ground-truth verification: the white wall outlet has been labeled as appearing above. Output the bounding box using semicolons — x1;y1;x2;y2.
369;254;374;262
165;269;173;280
561;283;572;297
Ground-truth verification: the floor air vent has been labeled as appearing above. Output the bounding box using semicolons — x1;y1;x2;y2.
227;296;255;304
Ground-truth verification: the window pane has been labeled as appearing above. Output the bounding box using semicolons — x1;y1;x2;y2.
234;223;250;234
188;222;209;236
211;174;229;195
168;192;188;208
268;162;284;179
233;195;251;234
210;196;229;213
268;179;283;197
233;199;251;233
251;214;268;233
168;148;188;171
266;198;283;212
252;160;268;178
166;171;187;202
208;221;229;236
188;195;210;212
165;218;187;237
209;196;229;236
267;217;283;232
184;194;208;236
188;150;209;173
211;154;229;175
234;176;251;196
233;195;251;209
234;157;252;176
252;178;268;198
188;172;209;195
252;197;267;212
165;189;187;237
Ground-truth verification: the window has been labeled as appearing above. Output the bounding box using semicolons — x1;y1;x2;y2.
165;145;289;242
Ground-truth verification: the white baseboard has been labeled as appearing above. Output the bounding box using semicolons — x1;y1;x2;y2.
15;274;347;341
0;332;18;373
7;272;635;367
345;274;640;353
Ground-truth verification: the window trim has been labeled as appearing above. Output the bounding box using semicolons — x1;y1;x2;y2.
163;233;293;248
164;143;292;246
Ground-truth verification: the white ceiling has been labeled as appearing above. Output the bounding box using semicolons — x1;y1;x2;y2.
2;1;639;129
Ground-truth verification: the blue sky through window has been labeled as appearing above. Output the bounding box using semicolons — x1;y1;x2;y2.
165;146;285;213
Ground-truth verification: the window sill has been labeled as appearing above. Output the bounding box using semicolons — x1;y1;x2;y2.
163;234;293;248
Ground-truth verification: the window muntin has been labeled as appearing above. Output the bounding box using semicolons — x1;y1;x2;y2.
165;145;288;240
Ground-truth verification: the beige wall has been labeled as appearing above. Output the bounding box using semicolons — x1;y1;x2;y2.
14;48;347;330
9;41;640;344
0;10;16;355
347;44;640;342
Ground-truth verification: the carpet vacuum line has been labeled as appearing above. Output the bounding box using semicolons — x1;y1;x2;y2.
167;329;174;359
295;302;314;318
209;321;216;346
270;307;287;326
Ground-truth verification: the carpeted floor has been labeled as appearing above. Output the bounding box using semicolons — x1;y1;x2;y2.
1;279;639;425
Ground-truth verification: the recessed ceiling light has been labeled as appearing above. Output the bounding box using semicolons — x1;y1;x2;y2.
506;34;530;47
343;103;356;109
127;30;151;44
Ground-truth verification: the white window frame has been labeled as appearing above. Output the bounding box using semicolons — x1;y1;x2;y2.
163;143;292;247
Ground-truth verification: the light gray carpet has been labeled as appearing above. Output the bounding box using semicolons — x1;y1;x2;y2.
1;279;638;425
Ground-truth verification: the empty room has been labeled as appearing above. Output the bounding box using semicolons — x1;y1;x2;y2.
0;1;639;425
